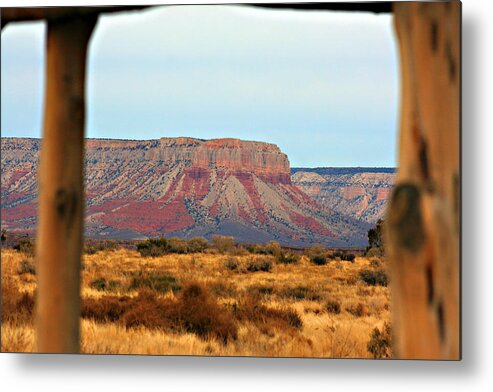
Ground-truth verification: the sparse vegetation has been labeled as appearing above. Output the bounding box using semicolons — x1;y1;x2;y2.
2;244;391;357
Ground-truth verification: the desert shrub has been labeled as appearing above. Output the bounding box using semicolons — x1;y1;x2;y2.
370;258;382;268
359;269;389;287
18;259;36;275
326;299;341;314
118;284;238;343
1;267;35;323
357;287;371;297
187;237;209;253
211;236;235;254
174;282;238;343
331;251;343;259
136;237;210;256
248;285;274;296
16;292;35;317
275;251;300;265
365;219;385;256
167;237;189;254
234;295;302;332
209;282;237;298
224;256;239;271
89;277;121;292
246;256;272;272
307;245;327;265
129;272;180;293
136;237;169;257
279;286;321;301
330;251;355;262
13;238;35;256
367;322;392;359
84;245;98;255
244;243;267;255
265;241;282;256
84;240;119;255
310;254;327;265
82;295;133;322
346;302;367;317
340;253;356;262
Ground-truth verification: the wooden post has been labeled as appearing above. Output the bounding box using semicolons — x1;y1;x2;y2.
36;16;97;353
387;1;460;359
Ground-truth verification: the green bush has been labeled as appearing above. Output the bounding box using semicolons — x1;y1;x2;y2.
359;269;389;286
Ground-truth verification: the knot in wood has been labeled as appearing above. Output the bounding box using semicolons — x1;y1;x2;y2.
388;184;426;252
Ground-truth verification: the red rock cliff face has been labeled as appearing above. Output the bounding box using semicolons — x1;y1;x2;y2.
1;137;368;246
85;137;291;185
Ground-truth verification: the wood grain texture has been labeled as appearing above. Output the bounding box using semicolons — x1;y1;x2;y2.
35;16;96;353
387;1;460;359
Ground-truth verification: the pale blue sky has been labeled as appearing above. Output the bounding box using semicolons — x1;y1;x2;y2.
1;5;399;167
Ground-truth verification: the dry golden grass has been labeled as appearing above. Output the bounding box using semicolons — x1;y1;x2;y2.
1;248;391;357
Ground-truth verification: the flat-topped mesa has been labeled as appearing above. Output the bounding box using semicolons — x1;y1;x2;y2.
85;137;292;184
2;136;371;246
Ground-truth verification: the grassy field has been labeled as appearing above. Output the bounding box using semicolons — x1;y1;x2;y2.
1;245;391;358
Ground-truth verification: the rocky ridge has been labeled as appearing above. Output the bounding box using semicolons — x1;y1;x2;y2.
1;137;369;246
291;167;395;225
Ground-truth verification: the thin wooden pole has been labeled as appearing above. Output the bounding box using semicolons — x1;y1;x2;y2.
387;1;460;359
36;15;97;353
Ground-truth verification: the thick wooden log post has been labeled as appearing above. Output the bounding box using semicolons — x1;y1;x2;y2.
387;1;460;359
36;16;97;353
